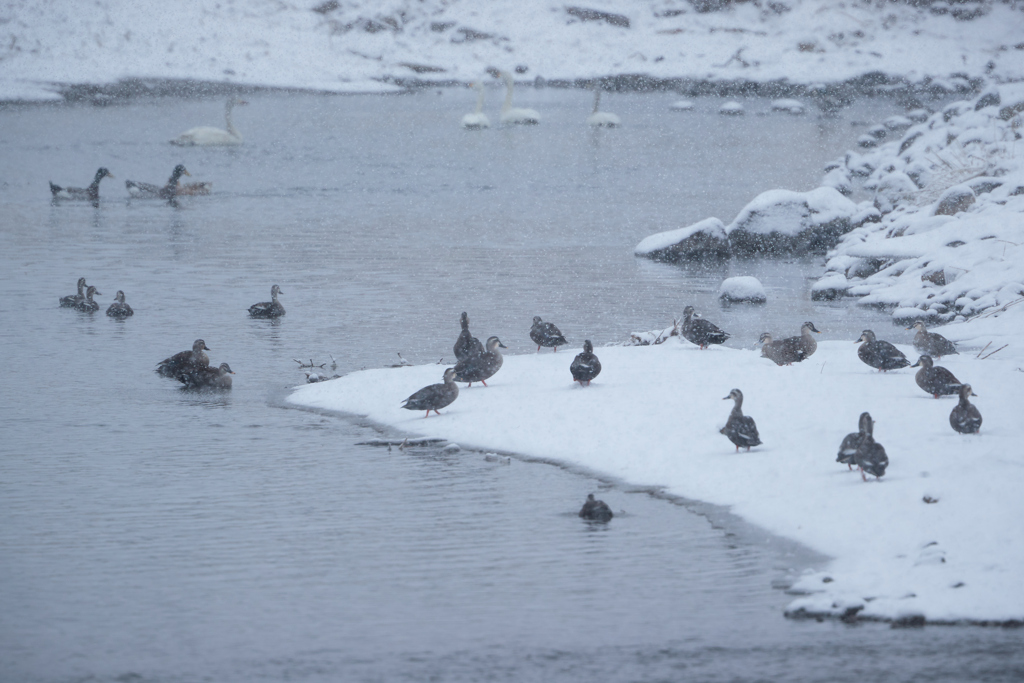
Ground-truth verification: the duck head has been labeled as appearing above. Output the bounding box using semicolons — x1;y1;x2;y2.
94;168;114;182
218;362;234;375
170;164;191;182
76;277;87;292
907;321;927;332
683;305;695;318
855;330;876;344
271;284;282;298
803;322;821;334
532;316;543;326
85;285;101;299
442;367;458;383
460;311;469;329
723;388;743;402
959;384;978;400
583;340;594;354
911;355;934;369
193;339;210;352
113;290;126;303
859;411;874;435
486;336;507;351
758;332;772;345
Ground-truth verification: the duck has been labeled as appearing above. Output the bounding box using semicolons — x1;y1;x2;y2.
854;413;888;481
578;493;613;522
777;321;820;361
180;362;234;390
911;355;963;398
570;340;602;386
720;388;762;452
106;290;134;318
461;81;490;130
950;384;982;434
855;330;910;371
586;86;620;128
248;285;285;318
908;321;958;359
157;339;210;378
683;306;730;349
73;285;102;312
531;316;568;352
175;180;212;196
837;412;871;470
499;71;540;125
170;98;247;146
49;168;114;201
401;367;460;417
758;332;802;366
125;164;191;199
453;336;506;386
453;311;485;361
60;277;88;308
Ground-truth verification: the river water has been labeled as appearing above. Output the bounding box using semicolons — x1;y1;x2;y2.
2;90;1022;682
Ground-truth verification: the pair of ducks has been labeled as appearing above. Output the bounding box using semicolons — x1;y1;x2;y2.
836;413;889;481
855;323;958;372
50;165;210;202
759;322;820;365
156;339;234;389
60;277;133;317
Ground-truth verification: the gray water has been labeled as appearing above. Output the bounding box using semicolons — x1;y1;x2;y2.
2;90;1022;683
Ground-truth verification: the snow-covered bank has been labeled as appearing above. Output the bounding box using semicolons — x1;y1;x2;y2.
4;0;1024;102
289;336;1024;624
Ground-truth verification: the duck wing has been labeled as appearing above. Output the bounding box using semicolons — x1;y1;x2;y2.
687;318;730;347
531;322;567;347
454;330;484;361
837;432;862;464
861;341;909;370
777;337;809;363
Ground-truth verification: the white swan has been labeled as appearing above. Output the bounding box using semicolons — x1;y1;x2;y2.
499;71;540;125
461;82;490;130
586;88;620;127
170;98;248;146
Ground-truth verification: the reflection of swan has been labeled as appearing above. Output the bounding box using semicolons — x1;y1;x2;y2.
170;98;248;146
586;87;620;127
499;71;540;125
461;82;490;129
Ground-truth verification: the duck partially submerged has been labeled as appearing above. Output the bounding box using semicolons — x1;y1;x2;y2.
453;336;506;386
720;388;762;452
909;321;958;359
49;168;114;202
531;316;567;352
157;339;210;378
854;413;888;481
73;285;102;312
106;290;134;318
683;306;730;349
453;311;484;361
401;367;460;417
578;493;613;522
912;355;963;398
125;164;191;200
570;340;602;386
950;384;982;434
60;277;87;308
856;330;910;371
248;285;285;318
180;362;234;390
837;412;871;470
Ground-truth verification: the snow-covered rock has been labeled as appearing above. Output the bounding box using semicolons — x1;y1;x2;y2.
725;187;861;257
771;98;805;115
719;101;745;116
718;276;766;304
634;217;729;262
669;100;694;112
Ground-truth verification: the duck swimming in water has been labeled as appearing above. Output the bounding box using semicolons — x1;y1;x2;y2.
60;277;88;308
402;367;460;417
179;362;234;390
248;285;285;318
578;493;613;522
453;311;484;361
911;355;963;398
49;168;114;202
106;290;134;318
157;339;211;378
908;321;958;359
856;330;910;371
950;384;982;434
683;306;730;349
531;316;568;352
125;164;191;200
854;413;888;481
73;285;102;313
570;340;602;386
837;412;871;470
720;388;762;452
453;336;506;386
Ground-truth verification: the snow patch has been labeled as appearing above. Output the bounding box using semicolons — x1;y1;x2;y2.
719;276;767;304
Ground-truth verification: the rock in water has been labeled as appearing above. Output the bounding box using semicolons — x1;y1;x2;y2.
719;276;767;304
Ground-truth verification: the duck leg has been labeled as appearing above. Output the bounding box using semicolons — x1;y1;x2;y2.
481;380;488;387
537;345;542;352
860;469;868;482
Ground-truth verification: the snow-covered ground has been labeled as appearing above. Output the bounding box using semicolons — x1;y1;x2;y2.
3;0;1024;102
289;316;1024;624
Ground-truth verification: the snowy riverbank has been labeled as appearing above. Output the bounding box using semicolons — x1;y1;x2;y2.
289;330;1024;624
3;0;1024;102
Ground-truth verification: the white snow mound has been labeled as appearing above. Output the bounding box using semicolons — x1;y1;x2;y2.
719;276;767;303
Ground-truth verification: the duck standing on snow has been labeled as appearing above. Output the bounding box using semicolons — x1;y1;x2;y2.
950;384;982;434
453;336;506;387
570;340;602;386
779;321;820;361
248;285;285;318
854;413;888;481
683;306;730;349
106;290;134;318
461;82;490;130
759;333;796;366
837;412;871;470
125;164;191;200
912;355;963;398
401;367;460;417
720;388;762;452
586;86;620;128
531;316;568;352
578;493;613;522
49;168;114;202
73;285;102;313
170;98;247;146
60;277;88;308
179;362;234;390
499;71;540;125
157;339;210;378
856;330;910;371
908;321;958;359
453;311;484;361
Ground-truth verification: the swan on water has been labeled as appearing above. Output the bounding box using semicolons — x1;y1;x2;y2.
461;82;490;130
499;71;540;125
586;87;620;127
170;98;248;146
